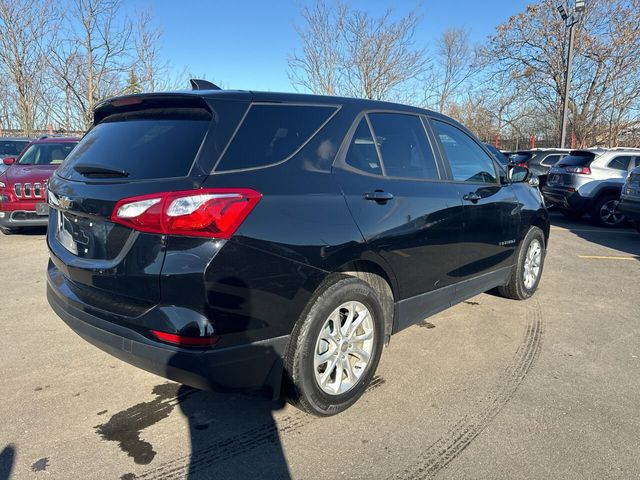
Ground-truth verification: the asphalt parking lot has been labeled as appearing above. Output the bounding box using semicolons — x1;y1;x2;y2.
1;212;639;480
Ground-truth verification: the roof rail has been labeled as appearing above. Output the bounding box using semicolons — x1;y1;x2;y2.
190;79;221;91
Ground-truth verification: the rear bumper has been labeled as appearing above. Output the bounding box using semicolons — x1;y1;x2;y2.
47;267;289;393
0;209;48;227
541;186;590;213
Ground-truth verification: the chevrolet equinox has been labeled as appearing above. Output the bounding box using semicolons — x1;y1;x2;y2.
46;82;549;416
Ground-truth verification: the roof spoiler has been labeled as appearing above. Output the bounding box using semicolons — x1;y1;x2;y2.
190;79;221;91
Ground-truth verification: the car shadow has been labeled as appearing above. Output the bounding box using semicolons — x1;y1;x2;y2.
0;444;16;480
549;212;640;260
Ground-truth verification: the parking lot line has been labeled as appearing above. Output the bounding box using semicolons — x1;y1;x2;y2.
578;255;639;260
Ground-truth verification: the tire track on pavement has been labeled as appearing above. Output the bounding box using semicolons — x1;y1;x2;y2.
135;376;386;479
388;301;544;480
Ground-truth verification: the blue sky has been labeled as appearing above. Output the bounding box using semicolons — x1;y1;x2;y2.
123;0;531;92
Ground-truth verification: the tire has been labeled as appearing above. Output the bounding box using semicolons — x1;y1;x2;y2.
591;194;626;228
284;276;385;416
0;226;18;235
559;208;583;219
498;226;546;300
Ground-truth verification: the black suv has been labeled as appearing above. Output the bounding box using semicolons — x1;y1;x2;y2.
46;84;549;416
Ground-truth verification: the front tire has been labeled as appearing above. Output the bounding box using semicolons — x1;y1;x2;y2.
498;226;546;300
284;276;385;416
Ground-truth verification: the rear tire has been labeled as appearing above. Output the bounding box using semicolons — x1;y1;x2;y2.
284;276;385;416
591;194;626;228
498;226;546;300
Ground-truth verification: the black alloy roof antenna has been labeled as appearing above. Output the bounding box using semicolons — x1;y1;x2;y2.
190;79;222;91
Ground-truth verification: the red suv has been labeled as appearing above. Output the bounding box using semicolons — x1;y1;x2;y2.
0;136;79;234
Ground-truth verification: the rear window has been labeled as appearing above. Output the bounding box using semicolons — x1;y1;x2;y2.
215;104;337;171
508;152;533;164
557;152;595;167
0;140;29;157
58;108;211;180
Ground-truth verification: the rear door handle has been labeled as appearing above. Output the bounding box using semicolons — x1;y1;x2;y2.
363;190;394;204
463;192;482;203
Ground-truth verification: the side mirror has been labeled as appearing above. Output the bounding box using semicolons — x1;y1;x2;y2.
508;165;529;183
2;157;16;166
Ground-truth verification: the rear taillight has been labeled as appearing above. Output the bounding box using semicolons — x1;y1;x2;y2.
564;166;591;174
151;330;219;347
517;162;528;168
111;188;261;238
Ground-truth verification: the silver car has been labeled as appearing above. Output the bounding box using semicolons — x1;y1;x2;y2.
542;148;640;227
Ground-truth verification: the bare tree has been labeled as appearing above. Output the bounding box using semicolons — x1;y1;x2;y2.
0;0;54;134
289;1;426;101
483;0;640;147
427;27;477;113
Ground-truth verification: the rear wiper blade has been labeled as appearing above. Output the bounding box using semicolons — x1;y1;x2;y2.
73;164;129;178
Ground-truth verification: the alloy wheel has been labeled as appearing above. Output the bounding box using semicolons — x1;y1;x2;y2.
523;239;542;290
313;301;375;395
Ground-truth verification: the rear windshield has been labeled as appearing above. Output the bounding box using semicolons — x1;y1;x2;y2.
58;108;211;180
557;152;595;167
508;152;533;164
0;140;29;157
215;104;337;171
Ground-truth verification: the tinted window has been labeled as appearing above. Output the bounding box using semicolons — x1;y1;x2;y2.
216;104;337;171
540;154;563;166
509;152;533;164
557;153;595;167
0;140;29;157
432;120;497;183
17;143;77;165
608;156;632;171
344;118;382;175
368;113;438;180
59;110;210;180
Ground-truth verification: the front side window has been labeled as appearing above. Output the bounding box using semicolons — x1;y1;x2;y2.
608;156;632;171
367;113;439;180
344;118;382;175
18;143;77;165
432;120;497;183
216;104;337;171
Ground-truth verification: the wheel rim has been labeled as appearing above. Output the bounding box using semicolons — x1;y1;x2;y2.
523;239;542;290
599;200;624;226
313;301;375;395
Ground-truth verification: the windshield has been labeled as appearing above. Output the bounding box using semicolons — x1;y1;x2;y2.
17;142;77;165
0;140;29;157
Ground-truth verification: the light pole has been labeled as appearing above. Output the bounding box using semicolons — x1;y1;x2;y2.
557;0;585;149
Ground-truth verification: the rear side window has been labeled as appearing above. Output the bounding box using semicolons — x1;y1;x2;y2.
608;156;632;171
17;143;76;165
215;104;337;172
59;109;211;180
432;120;497;183
557;153;595;167
368;113;439;180
344;118;382;175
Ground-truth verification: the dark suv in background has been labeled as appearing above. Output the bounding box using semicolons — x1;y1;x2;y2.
508;148;570;188
46;83;549;416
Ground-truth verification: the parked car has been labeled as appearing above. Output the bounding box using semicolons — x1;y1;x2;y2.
483;143;509;166
0;137;32;174
46;84;549;416
508;148;570;188
0;136;80;234
542;148;640;227
619;166;640;232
